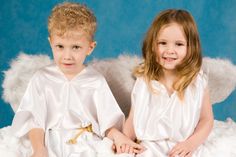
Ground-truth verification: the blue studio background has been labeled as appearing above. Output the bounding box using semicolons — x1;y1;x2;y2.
0;0;236;128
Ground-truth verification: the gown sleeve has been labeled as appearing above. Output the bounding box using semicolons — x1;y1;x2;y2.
94;77;125;137
11;71;47;138
201;71;208;89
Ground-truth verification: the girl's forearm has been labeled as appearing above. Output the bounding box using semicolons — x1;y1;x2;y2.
123;107;136;141
187;87;214;150
187;117;213;149
105;127;120;141
123;122;136;141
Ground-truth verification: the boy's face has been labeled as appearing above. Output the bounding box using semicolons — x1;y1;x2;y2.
49;31;96;79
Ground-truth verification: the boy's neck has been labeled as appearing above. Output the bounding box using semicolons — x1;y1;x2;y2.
61;65;86;81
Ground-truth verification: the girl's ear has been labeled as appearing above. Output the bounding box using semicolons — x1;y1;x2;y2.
87;41;97;56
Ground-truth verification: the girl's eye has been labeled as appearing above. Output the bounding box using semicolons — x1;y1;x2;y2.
158;41;167;45
176;42;185;46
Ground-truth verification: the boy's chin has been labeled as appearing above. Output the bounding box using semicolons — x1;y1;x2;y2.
61;71;78;79
60;66;84;78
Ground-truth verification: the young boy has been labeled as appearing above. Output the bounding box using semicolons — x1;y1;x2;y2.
1;2;143;157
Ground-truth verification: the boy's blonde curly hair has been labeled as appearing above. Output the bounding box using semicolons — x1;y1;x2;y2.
48;2;97;40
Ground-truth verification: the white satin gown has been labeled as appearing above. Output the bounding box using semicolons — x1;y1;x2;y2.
0;64;125;157
132;71;236;157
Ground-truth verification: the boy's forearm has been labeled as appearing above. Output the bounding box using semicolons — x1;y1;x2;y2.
28;128;46;151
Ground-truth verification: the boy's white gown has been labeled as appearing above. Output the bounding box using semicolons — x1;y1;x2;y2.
0;64;125;157
132;71;236;157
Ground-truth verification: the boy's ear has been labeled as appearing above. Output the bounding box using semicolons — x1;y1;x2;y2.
48;37;52;45
87;41;97;56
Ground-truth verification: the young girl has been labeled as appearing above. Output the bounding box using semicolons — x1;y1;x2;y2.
0;2;142;157
123;9;236;157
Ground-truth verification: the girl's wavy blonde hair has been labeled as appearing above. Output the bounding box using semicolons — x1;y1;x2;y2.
48;2;97;41
134;9;202;99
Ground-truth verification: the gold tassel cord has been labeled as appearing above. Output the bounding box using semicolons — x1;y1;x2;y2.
67;124;93;144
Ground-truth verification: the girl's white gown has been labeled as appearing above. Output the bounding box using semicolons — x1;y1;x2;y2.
132;71;236;157
0;64;125;157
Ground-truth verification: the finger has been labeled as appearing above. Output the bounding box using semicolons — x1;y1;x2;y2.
112;144;116;151
140;146;147;153
133;149;141;154
122;144;127;153
129;146;134;154
130;142;145;150
169;145;180;155
133;146;146;154
185;152;192;157
178;150;187;157
169;145;182;156
116;145;122;154
169;149;181;157
124;145;130;153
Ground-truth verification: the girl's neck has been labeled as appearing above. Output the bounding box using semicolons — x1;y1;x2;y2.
159;70;178;96
162;70;177;83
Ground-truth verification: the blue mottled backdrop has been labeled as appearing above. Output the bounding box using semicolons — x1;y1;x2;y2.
1;0;236;127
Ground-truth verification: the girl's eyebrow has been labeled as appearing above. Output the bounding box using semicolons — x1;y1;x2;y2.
176;40;186;43
157;39;167;41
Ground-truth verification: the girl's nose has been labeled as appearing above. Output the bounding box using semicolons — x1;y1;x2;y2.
166;45;175;54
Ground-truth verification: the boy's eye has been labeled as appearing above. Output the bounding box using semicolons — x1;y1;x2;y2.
72;45;81;50
56;45;64;49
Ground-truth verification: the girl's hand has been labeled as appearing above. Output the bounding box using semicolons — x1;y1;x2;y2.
168;140;195;157
113;131;145;154
31;146;48;157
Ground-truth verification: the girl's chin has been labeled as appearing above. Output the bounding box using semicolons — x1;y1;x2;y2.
161;63;177;68
161;65;177;71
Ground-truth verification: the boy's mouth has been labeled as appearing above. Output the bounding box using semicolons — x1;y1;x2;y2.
62;63;74;67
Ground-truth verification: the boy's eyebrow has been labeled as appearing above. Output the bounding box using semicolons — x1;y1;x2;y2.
54;43;63;45
71;44;81;46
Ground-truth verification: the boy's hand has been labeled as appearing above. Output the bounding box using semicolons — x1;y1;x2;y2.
168;140;195;157
31;147;48;157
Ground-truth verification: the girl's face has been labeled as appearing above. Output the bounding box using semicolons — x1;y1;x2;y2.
49;31;96;80
155;23;187;72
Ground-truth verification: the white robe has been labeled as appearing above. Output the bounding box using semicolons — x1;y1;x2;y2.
0;64;125;157
132;71;236;157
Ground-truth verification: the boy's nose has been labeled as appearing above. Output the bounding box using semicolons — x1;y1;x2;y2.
63;50;73;60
